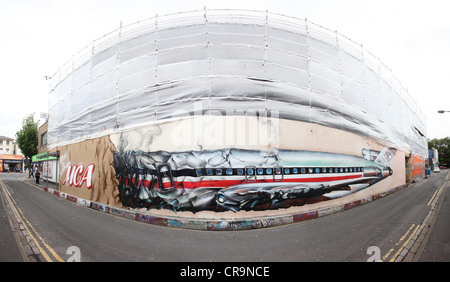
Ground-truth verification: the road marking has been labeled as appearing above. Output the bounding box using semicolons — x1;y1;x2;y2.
427;186;441;206
381;223;415;261
388;224;420;262
384;171;450;262
0;177;64;262
19;178;43;190
428;174;449;207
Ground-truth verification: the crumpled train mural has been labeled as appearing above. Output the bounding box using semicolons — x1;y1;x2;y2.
113;147;395;212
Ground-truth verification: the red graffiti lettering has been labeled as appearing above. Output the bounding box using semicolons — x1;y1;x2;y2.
62;164;95;189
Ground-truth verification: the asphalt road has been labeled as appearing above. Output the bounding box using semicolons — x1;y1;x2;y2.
0;170;448;262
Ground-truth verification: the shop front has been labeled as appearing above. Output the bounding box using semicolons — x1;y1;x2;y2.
32;152;58;183
0;154;24;172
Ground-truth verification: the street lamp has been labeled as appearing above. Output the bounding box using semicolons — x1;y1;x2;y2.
438;110;450;113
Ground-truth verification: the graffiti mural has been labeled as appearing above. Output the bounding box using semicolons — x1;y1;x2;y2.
113;147;395;212
405;153;425;183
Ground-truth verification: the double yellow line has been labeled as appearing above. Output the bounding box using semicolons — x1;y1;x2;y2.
381;172;449;262
427;183;444;206
0;177;64;262
380;223;420;262
430;172;450;207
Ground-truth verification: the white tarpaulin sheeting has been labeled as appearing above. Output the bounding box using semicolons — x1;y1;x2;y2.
47;9;427;156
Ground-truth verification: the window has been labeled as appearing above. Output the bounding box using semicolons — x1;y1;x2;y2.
41;132;47;146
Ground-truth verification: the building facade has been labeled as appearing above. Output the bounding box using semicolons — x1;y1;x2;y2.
32;121;59;182
0;136;23;172
47;10;427;215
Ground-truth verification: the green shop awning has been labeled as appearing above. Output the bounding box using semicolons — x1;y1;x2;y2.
32;152;58;162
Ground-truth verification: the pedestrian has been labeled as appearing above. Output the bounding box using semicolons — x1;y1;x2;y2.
31;166;34;178
35;169;40;184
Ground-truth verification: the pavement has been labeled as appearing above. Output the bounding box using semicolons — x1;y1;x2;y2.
0;173;38;262
414;171;450;261
0;184;24;262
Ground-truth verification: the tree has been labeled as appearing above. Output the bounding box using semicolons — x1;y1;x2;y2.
428;137;450;167
15;113;39;174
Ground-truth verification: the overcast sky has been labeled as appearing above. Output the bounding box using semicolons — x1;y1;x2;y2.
1;0;449;142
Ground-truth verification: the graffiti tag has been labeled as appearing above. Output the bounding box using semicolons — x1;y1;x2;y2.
62;164;95;189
